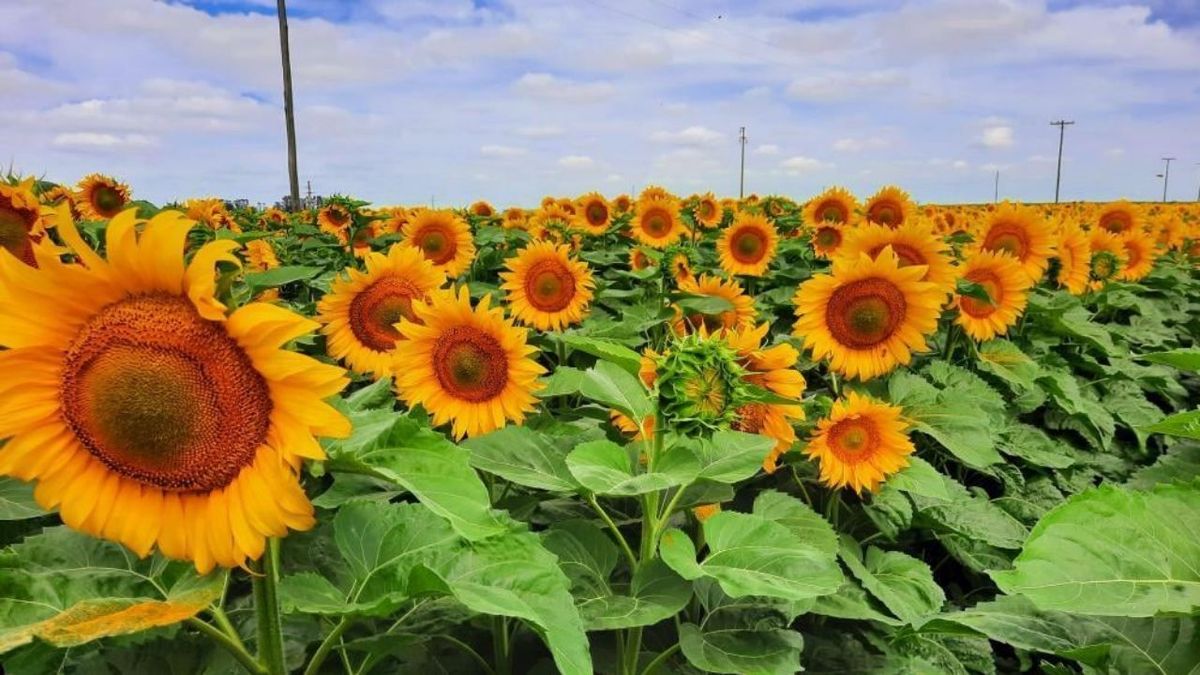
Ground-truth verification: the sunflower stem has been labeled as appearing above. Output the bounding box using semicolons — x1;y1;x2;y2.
253;538;287;675
188;617;266;675
304;617;351;675
211;605;248;653
492;616;512;675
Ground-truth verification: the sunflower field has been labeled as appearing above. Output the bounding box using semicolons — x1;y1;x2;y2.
1;174;1199;675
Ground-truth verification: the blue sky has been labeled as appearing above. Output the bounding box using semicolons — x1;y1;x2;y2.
2;0;1199;206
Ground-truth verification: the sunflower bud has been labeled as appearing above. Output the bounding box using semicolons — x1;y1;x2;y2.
655;331;752;435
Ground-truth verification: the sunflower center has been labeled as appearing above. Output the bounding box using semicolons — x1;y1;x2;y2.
870;202;899;226
642;208;672;237
60;294;271;491
960;269;1001;318
682;367;729;420
1100;214;1130;233
328;209;349;225
815;226;842;249
349;275;423;352
432;326;508;402
825;278;906;348
982;222;1029;259
524;259;576;313
699;201;716;219
92;185;124;215
415;227;456;264
586;203;608;226
0;203;37;266
1091;251;1119;280
731;228;766;263
828;418;877;460
819;201;847;223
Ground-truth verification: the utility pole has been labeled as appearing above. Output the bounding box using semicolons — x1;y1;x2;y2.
1050;120;1073;203
1161;157;1175;202
1195;163;1199;202
277;0;300;211
738;126;747;199
993;169;999;203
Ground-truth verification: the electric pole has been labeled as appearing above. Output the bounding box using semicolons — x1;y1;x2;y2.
1159;157;1175;202
1050;120;1073;203
277;0;300;211
738;126;747;199
993;169;999;203
1195;163;1199;202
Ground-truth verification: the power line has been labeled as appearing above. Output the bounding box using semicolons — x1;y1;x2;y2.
1050;120;1073;204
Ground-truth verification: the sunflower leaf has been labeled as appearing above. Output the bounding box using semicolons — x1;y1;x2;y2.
578;360;654;423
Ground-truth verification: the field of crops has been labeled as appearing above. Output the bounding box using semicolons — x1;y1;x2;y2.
0;174;1198;674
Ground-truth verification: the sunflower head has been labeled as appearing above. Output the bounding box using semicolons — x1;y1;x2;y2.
527;203;577;241
502;207;527;230
638;185;675;204
673;273;757;335
838;221;956;295
973;202;1055;282
810;221;846;259
613;194;633;214
717;212;779;277
500;240;595;331
863;185;915;228
76;174;131;220
1096;200;1141;235
575;192;612;235
954;250;1033;342
1117;230;1156;282
631;197;686;248
1054;220;1091;295
1088;229;1126;288
805;391;914;494
243;239;279;271
402;209;476;277
469;200;495;218
656;331;752;436
0;178;47;267
804;186;858;227
693;192;723;228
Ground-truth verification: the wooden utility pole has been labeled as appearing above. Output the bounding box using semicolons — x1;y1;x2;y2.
277;0;300;210
1050;120;1073;203
738;127;747;199
1161;157;1175;202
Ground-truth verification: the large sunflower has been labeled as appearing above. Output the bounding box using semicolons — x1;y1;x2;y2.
673;273;757;335
863;185;915;228
954;250;1032;341
1088;229;1127;289
1;178;48;267
631;197;686;248
0;207;350;573
1096;200;1141;235
575;192;612;236
793;248;941;381
394;286;544;439
716;212;779;277
75;174;131;221
805;391;914;494
1054;221;1091;295
500;240;595;331
838;221;956;295
804;186;858;226
1118;230;1155;282
318;244;445;379
722;323;806;473
693;192;723;229
402;209;476;277
972;202;1055;282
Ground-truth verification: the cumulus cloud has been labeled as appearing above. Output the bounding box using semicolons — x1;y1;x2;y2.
779;156;829;174
650;126;724;146
513;73;615;103
981;125;1014;148
754;144;780;155
786;71;908;102
52;132;157;149
558;155;595;168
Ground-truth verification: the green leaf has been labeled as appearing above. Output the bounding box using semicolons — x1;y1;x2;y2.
538;366;586;397
684;430;776;483
992;482;1200;616
997;423;1075;469
911;476;1028;550
659;511;842;602
975;339;1045;411
886;456;951;501
578;560;691;631
0;527;224;653
955;278;994;304
678;622;805;675
888;370;1004;468
1141;348;1200;372
566;439;698;496
1144;409;1200;441
578;360;654;423
327;412;508;540
344;377;396;411
1127;442;1200;489
838;537;945;626
675;294;736;315
243;264;323;291
0;478;44;520
809;577;903;626
751;490;837;557
462;426;581;492
864;483;914;540
557;335;645;376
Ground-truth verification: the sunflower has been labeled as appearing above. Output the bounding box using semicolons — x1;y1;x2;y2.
863;185;915;228
1117;230;1155;282
631;197;686;248
673;274;757;335
184;198;229;230
804;186;858;226
259;207;289;229
318;204;353;243
40;184;80;220
75;174;131;221
500;240;595;331
0;178;48;267
0;207;350;572
574;192;611;236
972;202;1055;282
527;203;576;240
839;221;956;295
629;247;653;272
793;248;941;380
318;244;445;379
469;201;495;218
243;239;279;271
693;192;723;229
613;194;633;214
954;251;1032;341
374;207;408;235
1088;229;1127;288
716;212;779;277
393;286;544;439
638;185;674;204
805;392;914;494
722;323;806;472
502;207;527;230
670;252;694;283
1054;221;1091;295
610;410;654;441
1096;200;1141;235
810;220;847;259
402;209;476;277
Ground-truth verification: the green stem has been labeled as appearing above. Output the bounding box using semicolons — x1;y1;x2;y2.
640;643;681;675
437;635;495;675
492;616;512;675
211;605;248;653
188;618;265;675
588;494;638;570
253;538;287;675
829;370;840;397
304;617;351;675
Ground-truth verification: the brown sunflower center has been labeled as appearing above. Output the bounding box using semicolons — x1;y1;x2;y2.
92;185;125;215
828;418;877;460
819;201;847;223
60;294;271;491
524;258;577;312
960;269;1001;318
731;228;767;263
825;278;906;348
982;221;1030;259
815;226;842;249
641;208;673;237
415;226;457;264
349;275;423;352
1099;214;1130;233
0;202;37;266
328;208;349;225
699;201;717;219
869;201;900;227
432;325;508;402
585;202;608;226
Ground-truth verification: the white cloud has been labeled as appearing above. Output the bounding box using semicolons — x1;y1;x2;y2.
558;155;595;168
513;73;615;103
650;126;724;146
952;160;969;170
480;144;527;157
981;125;1014;148
832;136;890;152
786;71;908;102
779;156;829;174
52;132;157;149
517;126;564;138
754;144;780;155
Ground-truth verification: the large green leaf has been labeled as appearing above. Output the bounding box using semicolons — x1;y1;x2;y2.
997;423;1075;469
327;412;508;540
462;426;582;492
566;439;698;496
991;483;1200;616
885;456;952;501
1142;348;1200;372
678;622;804;675
1145;409;1200;441
243;264;323;291
681;430;777;484
0;527;224;653
0;478;44;520
557;335;645;376
1127;442;1200;489
659;511;842;603
911;476;1028;550
839;537;945;626
975;339;1045;411
751;490;837;557
809;577;903;626
578;360;654;423
888;370;1004;468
